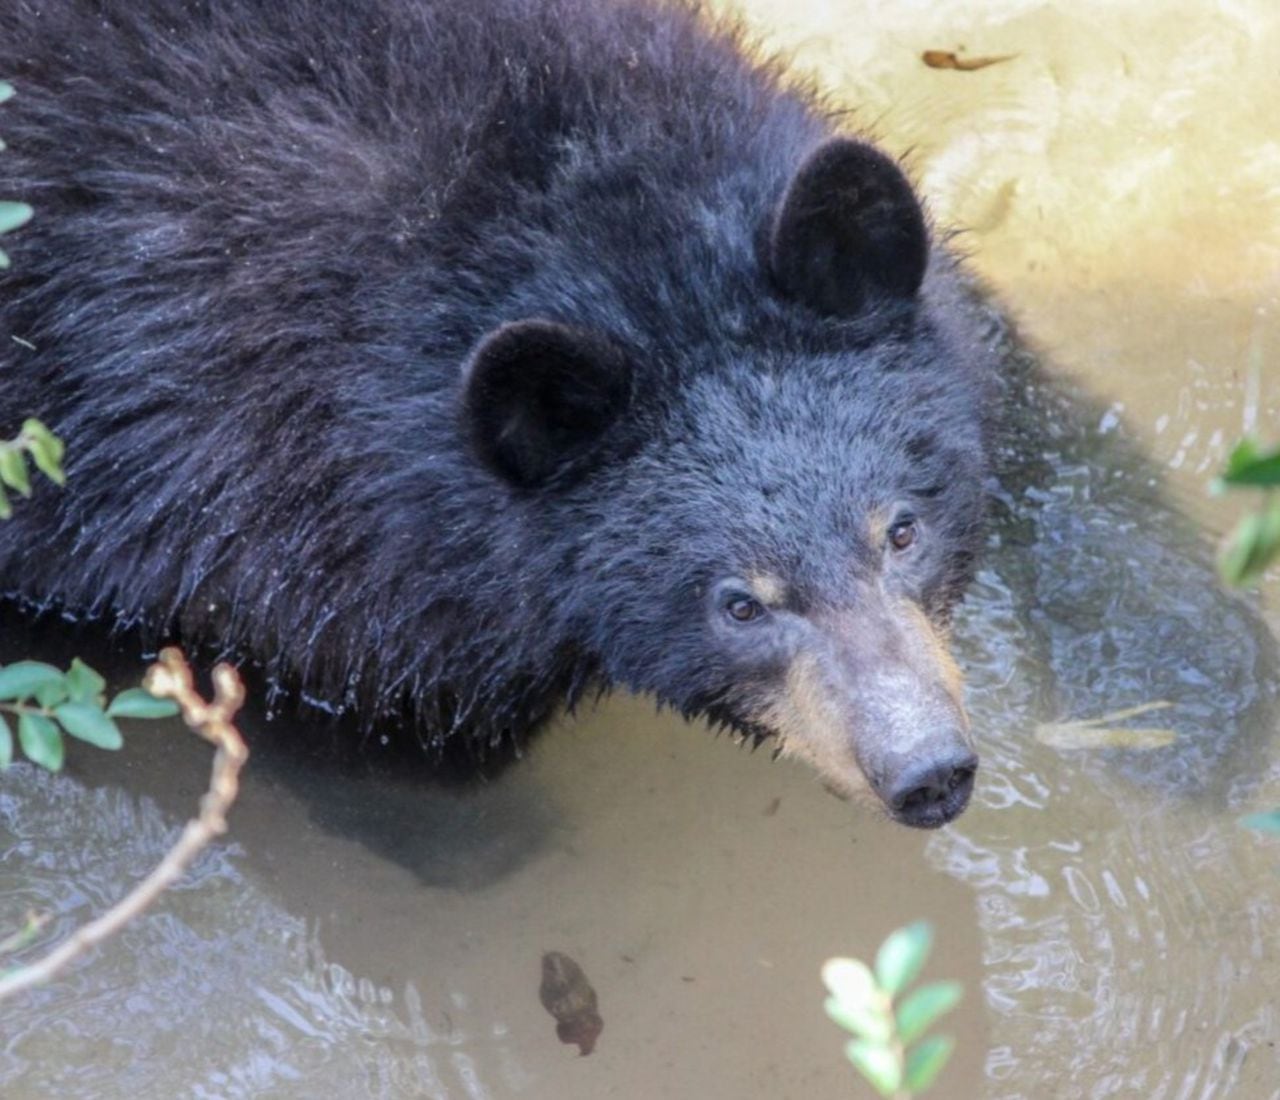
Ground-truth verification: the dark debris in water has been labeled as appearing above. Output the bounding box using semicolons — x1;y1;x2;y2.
922;48;1017;71
539;950;603;1056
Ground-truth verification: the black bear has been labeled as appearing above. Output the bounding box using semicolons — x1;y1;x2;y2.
0;0;996;827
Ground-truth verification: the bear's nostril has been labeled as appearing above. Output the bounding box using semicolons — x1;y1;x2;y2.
947;763;976;792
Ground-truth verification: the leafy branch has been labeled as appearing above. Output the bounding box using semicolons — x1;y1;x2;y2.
0;79;34;269
822;922;962;1098
0;418;65;518
1213;439;1280;835
1214;437;1280;587
0;657;179;771
0;78;253;1004
0;414;173;770
0;649;249;1002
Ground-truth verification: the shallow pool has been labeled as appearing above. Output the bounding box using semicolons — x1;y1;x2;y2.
2;1;1279;1096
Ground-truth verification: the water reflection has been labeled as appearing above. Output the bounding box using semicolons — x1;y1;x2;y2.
0;615;988;1097
2;308;1276;1097
0;769;513;1099
930;316;1280;1098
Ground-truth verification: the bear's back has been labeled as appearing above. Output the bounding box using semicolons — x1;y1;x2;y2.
0;0;832;739
2;0;819;369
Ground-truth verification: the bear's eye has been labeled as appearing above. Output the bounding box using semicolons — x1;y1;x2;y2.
888;517;918;552
724;594;766;623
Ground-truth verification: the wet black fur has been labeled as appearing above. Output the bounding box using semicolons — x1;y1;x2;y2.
0;0;995;757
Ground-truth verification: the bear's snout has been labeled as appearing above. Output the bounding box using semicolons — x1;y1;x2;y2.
754;604;978;827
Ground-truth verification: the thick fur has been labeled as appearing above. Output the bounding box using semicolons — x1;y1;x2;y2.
0;0;994;765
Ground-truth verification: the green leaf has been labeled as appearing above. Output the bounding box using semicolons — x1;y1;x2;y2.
1240;810;1280;835
896;981;963;1045
106;687;179;719
21;421;65;486
0;483;10;519
1219;499;1280;587
21;420;63;462
53;702;123;750
875;921;933;997
845;1039;902;1097
64;658;106;704
1219;438;1280;488
821;957;877;1004
0;82;14;104
0;449;30;496
824;995;893;1044
32;678;68;709
903;1034;955;1095
1221;437;1261;480
0;714;11;768
0;661;66;701
25;437;64;485
18;712;64;771
1219;512;1262;585
0;202;33;235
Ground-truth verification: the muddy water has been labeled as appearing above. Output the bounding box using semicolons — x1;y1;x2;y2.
0;620;991;1098
3;2;1280;1098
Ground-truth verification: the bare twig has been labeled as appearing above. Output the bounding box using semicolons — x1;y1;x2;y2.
0;648;248;1002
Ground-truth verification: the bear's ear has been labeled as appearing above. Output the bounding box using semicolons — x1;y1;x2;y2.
770;138;929;317
462;319;633;488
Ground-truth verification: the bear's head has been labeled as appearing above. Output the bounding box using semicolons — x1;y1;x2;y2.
461;139;989;828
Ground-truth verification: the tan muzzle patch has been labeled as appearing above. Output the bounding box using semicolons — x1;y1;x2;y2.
756;598;969;798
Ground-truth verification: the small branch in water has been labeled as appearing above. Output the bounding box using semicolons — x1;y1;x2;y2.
0;648;248;1003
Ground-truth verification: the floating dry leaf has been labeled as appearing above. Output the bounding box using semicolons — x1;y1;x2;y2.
922;49;1017;72
1035;700;1177;751
1035;724;1177;750
539;950;603;1055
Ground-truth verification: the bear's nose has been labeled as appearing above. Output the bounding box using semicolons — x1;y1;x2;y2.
885;749;977;829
